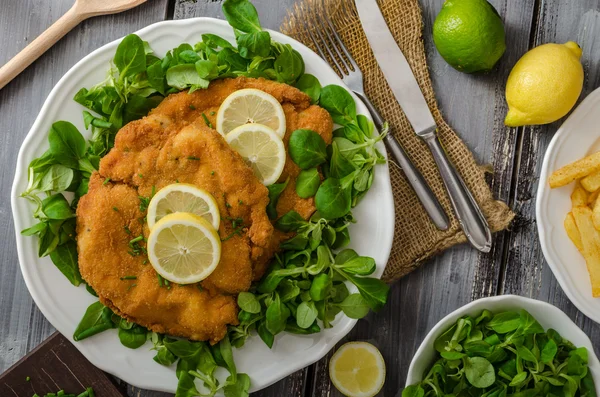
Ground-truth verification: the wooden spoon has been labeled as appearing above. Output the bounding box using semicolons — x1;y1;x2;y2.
0;0;147;90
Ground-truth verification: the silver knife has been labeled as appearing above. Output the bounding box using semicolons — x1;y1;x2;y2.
355;0;492;252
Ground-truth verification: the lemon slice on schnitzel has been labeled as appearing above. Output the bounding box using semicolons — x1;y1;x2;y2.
216;88;286;138
225;124;286;186
147;184;220;230
147;213;221;284
329;342;386;397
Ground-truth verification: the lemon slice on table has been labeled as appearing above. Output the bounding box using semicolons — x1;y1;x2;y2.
225;124;286;186
216;88;286;138
329;342;386;397
147;184;220;230
147;213;221;284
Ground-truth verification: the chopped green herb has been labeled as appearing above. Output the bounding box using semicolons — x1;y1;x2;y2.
138;173;143;178
120;276;137;280
128;234;146;256
103;178;111;185
32;386;95;397
124;225;132;235
238;199;244;205
138;186;155;212
127;283;137;291
112;207;119;212
201;113;214;128
156;274;171;290
187;156;200;161
225;202;232;208
211;171;215;176
197;284;204;292
210;111;216;116
26;376;30;381
221;217;245;241
189;104;196;110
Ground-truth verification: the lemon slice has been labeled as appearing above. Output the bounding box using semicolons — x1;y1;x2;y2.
147;184;220;230
329;342;386;397
225;124;286;186
147;213;221;284
216;88;286;138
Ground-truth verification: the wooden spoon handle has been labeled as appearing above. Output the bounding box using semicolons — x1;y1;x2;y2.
0;5;85;90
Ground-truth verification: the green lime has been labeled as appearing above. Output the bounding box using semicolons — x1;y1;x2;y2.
433;0;506;73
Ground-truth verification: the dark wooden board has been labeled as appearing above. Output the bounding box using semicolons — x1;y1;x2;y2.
0;332;125;397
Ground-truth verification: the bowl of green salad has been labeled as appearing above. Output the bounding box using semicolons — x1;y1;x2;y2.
403;295;599;396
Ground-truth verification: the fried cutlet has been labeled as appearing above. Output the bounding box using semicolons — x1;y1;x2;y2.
76;77;333;343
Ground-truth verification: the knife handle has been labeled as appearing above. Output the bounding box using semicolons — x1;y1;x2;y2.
421;132;492;252
354;91;449;231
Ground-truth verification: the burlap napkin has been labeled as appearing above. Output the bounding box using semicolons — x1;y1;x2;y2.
281;0;514;283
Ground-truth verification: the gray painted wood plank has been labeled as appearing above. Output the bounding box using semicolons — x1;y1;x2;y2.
0;0;168;379
8;1;599;397
174;0;294;31
500;0;600;359
309;0;537;395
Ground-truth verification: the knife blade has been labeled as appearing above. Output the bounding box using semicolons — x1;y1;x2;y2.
355;0;493;252
354;0;436;137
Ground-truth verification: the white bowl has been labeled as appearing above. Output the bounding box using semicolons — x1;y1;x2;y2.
406;295;600;392
9;18;395;394
537;86;600;324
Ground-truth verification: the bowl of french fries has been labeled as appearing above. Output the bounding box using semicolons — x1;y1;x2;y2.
538;86;600;325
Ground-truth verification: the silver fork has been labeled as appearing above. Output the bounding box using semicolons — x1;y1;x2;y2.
303;2;449;230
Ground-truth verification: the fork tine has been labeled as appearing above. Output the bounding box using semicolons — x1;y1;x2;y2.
313;5;353;74
298;2;342;73
303;19;328;60
311;18;347;75
322;0;359;72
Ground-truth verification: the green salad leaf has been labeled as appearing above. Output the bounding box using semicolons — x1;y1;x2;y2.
22;1;390;396
403;309;597;396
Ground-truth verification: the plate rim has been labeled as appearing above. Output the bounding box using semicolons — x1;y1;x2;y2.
536;86;600;325
9;17;395;393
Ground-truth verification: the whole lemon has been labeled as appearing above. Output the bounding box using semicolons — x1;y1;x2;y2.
505;42;584;127
433;0;506;73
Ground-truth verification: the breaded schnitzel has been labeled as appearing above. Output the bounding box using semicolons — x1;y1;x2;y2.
78;173;240;343
77;77;333;343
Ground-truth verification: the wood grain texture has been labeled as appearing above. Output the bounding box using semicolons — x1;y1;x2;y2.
0;0;168;377
0;332;125;397
499;0;600;358
3;1;600;397
310;1;537;395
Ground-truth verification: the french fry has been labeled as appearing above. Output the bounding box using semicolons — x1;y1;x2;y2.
571;206;600;297
565;212;584;251
549;151;600;188
581;170;600;192
588;189;600;207
571;183;589;207
594;199;600;231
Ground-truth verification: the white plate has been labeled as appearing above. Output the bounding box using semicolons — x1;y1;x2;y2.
537;87;600;324
406;295;600;392
9;18;394;393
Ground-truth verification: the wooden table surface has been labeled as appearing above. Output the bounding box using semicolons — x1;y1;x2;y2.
1;0;600;396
